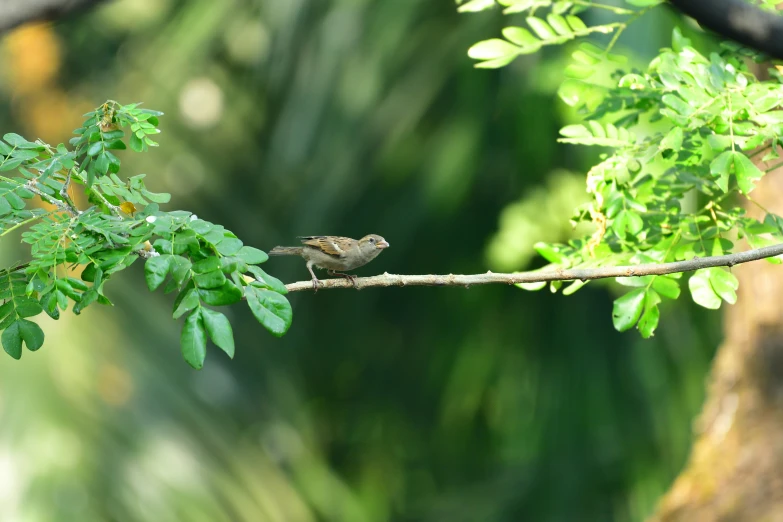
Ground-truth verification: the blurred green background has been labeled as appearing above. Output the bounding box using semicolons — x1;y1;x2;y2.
0;0;722;520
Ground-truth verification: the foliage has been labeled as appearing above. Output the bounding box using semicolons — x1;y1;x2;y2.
461;0;783;337
0;102;291;367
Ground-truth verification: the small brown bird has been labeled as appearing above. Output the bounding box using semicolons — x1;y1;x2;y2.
269;235;390;289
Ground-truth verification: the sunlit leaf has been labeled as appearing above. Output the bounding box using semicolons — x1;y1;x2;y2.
612;288;645;331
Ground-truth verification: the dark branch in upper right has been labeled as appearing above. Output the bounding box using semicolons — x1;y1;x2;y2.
668;0;783;59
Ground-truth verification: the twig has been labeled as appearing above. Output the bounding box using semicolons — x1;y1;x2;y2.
0;210;54;238
23;180;78;216
72;169;122;217
58;169;79;212
284;243;783;292
667;0;783;60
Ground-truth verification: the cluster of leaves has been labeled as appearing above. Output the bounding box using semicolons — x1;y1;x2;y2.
460;1;783;337
0;102;292;368
460;0;660;69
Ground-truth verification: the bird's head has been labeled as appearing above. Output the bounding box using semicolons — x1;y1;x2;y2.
360;234;390;251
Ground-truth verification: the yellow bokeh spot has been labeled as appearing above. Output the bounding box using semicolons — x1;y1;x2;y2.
3;23;61;94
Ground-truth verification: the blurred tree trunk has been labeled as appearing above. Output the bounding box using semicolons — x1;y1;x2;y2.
650;150;783;520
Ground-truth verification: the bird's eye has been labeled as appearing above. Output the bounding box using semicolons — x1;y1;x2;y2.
369;238;375;244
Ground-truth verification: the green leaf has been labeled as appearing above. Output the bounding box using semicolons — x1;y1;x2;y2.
612;288;645;332
246;287;293;337
660;127;683;152
181;309;206;370
689;269;721;309
671;26;691;51
216;237;243;256
10;149;39;160
192;256;221;274
558;123;634;147
246;266;288;294
562;279;587;295
626;211;643;235
457;0;496;12
17;318;44;351
144;191;171;204
526;16;556;39
173;288;200;319
3;133;39;148
614;210;642;239
566;15;587;31
105;151;120;173
16;298;42;318
5;191;25;210
708;267;738;304
732;152;763;194
236;246;268;264
194;270;226;289
1;317;44;358
201;308;235;359
41;292;59;319
0;197;12;216
95;152;110;175
710;151;764;194
558;79;603;107
189;219;213;234
169;256;192;286
709;151;733;192
546;14;571;36
198;281;243;306
0;157;24;171
55;289;68;310
0;301;13;321
661;94;693;116
637;289;661;338
220;257;248;274
73;289;99;315
652;276;680;299
105;139;126;150
144;255;173;291
2;321;22;359
129;132;144;152
81;264;98;284
501;27;539;48
534;242;565;263
467;39;520;60
172;235;199;256
87;141;103;157
101;129;124;140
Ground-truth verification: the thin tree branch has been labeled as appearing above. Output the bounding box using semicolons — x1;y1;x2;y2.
0;0;110;33
667;0;783;60
285;243;783;292
74;169;122;216
23;180;78;216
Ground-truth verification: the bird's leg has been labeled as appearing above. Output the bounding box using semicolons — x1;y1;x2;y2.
307;261;322;292
328;270;358;289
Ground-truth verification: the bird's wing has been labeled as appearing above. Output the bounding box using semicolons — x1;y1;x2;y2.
297;236;350;258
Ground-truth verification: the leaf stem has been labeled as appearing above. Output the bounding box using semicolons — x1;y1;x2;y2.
0;210;55;238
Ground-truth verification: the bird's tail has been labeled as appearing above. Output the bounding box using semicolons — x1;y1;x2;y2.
269;246;304;256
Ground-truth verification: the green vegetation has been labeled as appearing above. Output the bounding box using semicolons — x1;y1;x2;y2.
3;0;777;520
1;102;291;367
462;0;783;337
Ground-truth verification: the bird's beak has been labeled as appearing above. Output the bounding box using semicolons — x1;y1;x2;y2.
377;240;390;249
